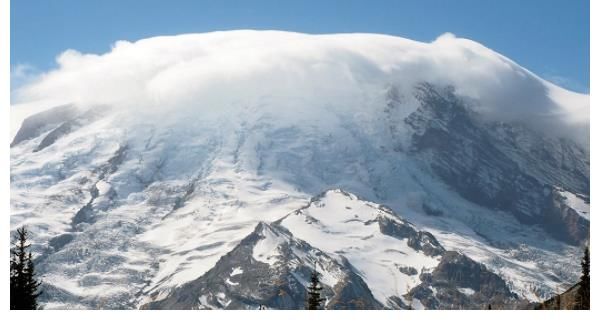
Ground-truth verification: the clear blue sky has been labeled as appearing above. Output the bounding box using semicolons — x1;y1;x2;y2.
11;0;590;93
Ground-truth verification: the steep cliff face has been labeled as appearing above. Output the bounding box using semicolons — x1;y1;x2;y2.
10;105;79;147
535;282;583;310
409;251;524;309
404;83;589;244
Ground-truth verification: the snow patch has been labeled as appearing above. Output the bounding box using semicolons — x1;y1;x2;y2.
230;267;244;277
252;224;285;265
225;278;239;286
95;180;112;196
559;190;589;220
458;287;476;296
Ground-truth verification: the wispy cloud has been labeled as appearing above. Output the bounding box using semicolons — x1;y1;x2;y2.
543;74;589;94
10;63;40;93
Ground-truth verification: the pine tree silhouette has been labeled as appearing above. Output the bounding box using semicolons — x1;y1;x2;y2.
576;246;590;310
10;226;42;310
305;267;325;310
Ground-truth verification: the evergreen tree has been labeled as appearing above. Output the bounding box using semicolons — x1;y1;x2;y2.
305;268;325;310
10;226;42;310
576;246;590;310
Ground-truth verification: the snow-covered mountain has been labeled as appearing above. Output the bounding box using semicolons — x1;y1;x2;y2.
10;31;589;309
144;190;521;309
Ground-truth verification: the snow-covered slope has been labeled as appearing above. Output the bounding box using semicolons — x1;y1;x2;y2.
277;189;444;304
10;31;589;309
143;220;383;309
146;191;521;309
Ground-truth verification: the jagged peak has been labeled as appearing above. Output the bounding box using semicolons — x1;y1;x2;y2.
251;221;290;240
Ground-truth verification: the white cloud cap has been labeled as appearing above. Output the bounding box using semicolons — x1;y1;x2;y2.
12;30;589;145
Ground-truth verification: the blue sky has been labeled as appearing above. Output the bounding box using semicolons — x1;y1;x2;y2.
11;0;589;93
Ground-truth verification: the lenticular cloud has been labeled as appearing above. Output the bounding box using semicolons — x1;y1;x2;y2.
12;30;589;144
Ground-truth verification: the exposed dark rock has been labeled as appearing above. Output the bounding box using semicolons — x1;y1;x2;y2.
49;233;75;252
35;121;74;152
534;282;581;310
11;104;78;147
404;83;589;245
397;265;418;276
543;188;589;246
377;215;445;257
408;251;523;309
71;145;127;230
34;107;107;152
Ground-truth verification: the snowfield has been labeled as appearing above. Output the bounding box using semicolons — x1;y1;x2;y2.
10;30;589;309
278;190;442;303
